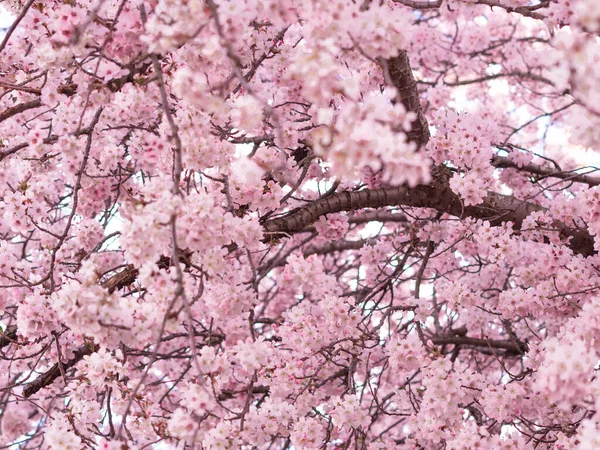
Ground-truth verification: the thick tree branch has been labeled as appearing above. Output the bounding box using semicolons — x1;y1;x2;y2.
0;99;42;123
391;0;442;9
429;335;527;355
391;0;547;20
23;343;99;398
474;0;546;20
349;211;407;224
378;50;430;147
218;385;270;401
0;143;29;162
263;169;595;256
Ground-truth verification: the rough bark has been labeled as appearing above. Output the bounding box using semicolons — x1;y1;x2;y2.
0;325;17;349
263;167;595;257
491;155;600;187
378;50;430;147
23;344;98;398
0;99;42;123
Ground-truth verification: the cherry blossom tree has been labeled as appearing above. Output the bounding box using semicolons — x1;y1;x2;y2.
1;0;600;448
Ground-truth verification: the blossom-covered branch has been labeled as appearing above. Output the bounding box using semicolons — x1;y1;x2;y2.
264;170;596;256
2;0;600;448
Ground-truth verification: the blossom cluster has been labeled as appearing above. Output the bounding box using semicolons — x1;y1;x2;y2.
2;0;600;449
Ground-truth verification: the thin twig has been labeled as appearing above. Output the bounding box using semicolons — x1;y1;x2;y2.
0;0;37;54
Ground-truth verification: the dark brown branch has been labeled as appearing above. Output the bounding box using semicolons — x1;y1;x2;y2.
443;71;553;87
232;26;289;96
429;335;526;354
378;51;430;147
106;63;152;93
0;325;18;349
102;265;139;294
0;122;114;163
391;0;547;19
0;98;42;123
218;385;270;401
474;0;546;20
391;0;442;9
0;0;36;54
0;143;29;162
23;343;99;398
491;155;600;187
349;211;407;224
263;168;595;256
0;81;42;95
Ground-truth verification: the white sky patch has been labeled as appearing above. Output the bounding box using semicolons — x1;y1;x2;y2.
449;61;600;171
0;6;13;29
